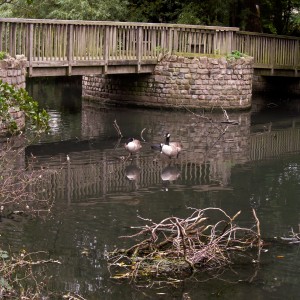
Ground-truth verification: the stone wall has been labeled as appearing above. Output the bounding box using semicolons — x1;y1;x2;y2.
0;55;27;136
0;55;27;89
82;55;254;110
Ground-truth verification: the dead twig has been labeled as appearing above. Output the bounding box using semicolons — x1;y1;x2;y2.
0;250;62;299
140;128;146;142
63;293;87;300
221;107;239;125
252;208;262;263
113;119;123;138
280;227;300;244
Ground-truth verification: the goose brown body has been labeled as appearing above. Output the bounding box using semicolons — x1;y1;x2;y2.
124;138;142;154
161;133;182;158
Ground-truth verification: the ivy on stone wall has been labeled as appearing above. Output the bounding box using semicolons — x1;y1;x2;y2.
0;80;49;134
0;51;7;60
226;50;248;61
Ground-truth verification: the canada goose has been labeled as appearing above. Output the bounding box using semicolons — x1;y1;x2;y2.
150;143;162;151
161;133;182;158
124;138;142;154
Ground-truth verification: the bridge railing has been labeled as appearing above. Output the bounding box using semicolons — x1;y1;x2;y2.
0;18;238;75
235;31;300;72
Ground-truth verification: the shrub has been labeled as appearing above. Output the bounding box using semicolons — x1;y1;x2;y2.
0;80;49;134
226;50;248;61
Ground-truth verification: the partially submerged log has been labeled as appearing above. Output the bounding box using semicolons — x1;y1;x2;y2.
107;208;263;282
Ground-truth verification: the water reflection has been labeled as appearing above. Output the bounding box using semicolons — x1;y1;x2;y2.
125;164;141;181
48;110;62;134
161;165;181;191
25;99;300;203
125;162;141;190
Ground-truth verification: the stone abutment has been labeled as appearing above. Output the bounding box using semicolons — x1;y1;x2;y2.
0;55;27;136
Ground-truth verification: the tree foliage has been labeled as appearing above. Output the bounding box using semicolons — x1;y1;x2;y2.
126;0;300;35
260;0;300;35
1;0;300;35
1;0;128;21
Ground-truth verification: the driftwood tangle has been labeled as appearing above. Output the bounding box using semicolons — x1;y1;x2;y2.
108;207;262;282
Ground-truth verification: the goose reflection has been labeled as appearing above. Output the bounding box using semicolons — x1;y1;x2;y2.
125;164;141;181
161;165;180;191
125;164;141;190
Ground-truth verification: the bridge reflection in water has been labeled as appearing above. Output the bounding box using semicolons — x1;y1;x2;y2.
26;102;300;203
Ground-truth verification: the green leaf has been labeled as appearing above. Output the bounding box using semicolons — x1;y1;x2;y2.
0;250;9;259
0;277;12;290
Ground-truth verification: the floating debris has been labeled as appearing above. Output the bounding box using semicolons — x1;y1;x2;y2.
107;207;263;283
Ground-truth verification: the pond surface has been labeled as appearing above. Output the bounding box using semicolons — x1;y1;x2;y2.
2;78;300;299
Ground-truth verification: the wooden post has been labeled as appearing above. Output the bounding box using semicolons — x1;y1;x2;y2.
9;23;16;57
67;24;73;76
160;29;165;53
214;31;219;54
294;40;299;76
246;34;250;56
270;38;276;75
136;26;142;72
169;28;175;53
0;22;3;52
220;31;225;54
231;31;236;53
226;31;234;53
104;26;110;73
27;23;33;77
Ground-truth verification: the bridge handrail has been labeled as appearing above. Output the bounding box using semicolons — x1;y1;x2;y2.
237;30;300;40
0;18;240;31
235;31;300;70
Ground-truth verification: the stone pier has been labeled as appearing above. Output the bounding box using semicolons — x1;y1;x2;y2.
82;55;254;110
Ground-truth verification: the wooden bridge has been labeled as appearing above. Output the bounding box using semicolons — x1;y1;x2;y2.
0;18;299;77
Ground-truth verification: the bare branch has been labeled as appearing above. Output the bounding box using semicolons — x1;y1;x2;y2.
140;127;146;142
113;119;123;138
